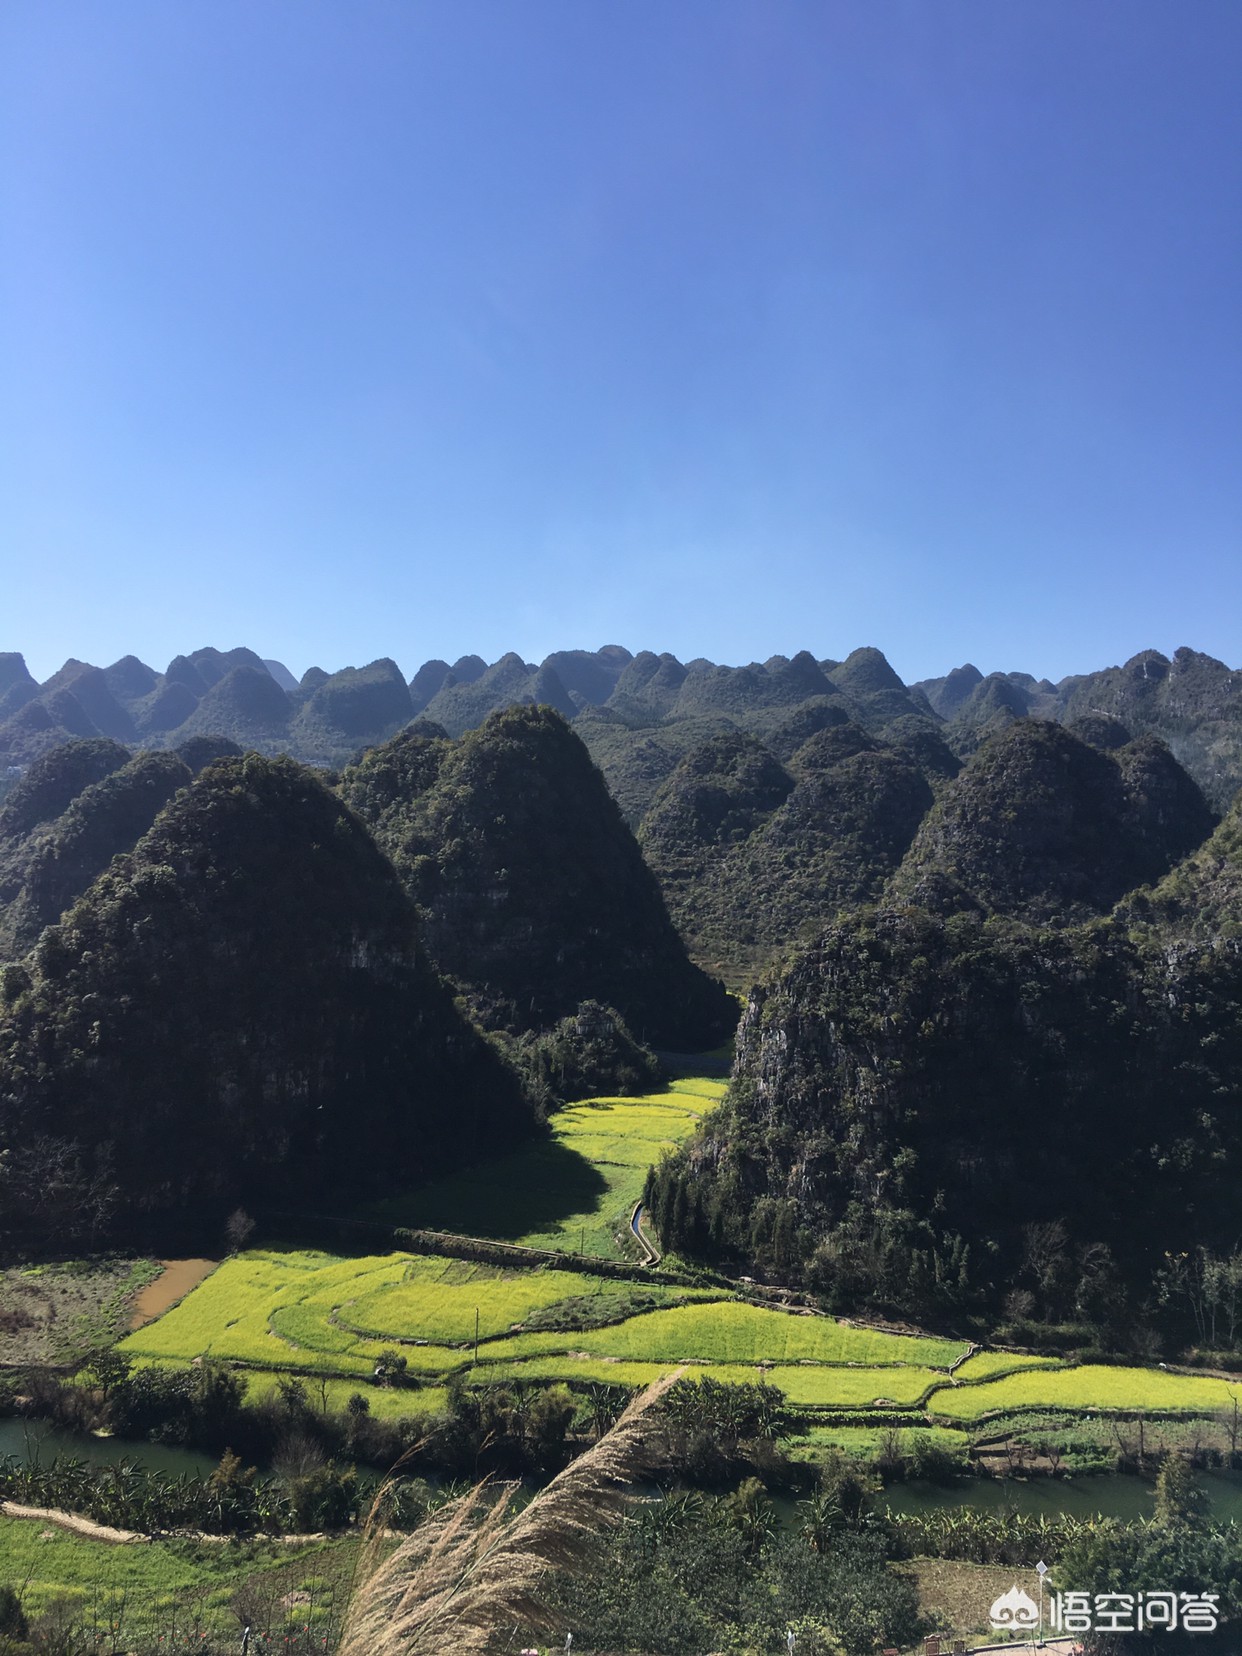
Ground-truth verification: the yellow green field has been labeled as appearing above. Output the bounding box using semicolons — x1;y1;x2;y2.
933;1362;1242;1422
121;1250;718;1376
789;1423;971;1459
120;1246;964;1407
481;1301;965;1367
117;1076;1241;1438
949;1350;1069;1383
483;1356;948;1408
362;1078;725;1256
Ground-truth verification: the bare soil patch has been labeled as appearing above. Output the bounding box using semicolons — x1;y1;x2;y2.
130;1258;218;1328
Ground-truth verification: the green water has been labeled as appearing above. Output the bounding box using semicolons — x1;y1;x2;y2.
0;1417;218;1480
0;1417;391;1492
881;1470;1242;1523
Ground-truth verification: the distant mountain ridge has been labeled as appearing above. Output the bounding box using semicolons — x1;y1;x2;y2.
3;641;1240;820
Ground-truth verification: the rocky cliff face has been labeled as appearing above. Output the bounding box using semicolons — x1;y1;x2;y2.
646;721;1238;1317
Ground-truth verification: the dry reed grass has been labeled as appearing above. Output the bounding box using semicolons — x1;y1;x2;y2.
339;1368;684;1655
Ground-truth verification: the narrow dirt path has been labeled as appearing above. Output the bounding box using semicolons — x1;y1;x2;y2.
0;1501;145;1544
629;1203;660;1266
0;1500;335;1547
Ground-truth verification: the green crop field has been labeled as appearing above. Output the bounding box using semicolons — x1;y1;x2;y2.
478;1355;946;1408
120;1243;962;1415
121;1251;399;1377
788;1423;971;1460
113;1077;1232;1442
932;1363;1242;1421
362;1078;725;1257
949;1350;1069;1383
121;1250;707;1380
337;1259;702;1344
481;1301;965;1368
239;1368;450;1421
0;1514;355;1635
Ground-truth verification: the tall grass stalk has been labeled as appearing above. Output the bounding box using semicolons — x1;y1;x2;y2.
339;1369;682;1655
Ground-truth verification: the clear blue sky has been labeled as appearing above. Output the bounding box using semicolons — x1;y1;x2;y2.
3;1;1239;686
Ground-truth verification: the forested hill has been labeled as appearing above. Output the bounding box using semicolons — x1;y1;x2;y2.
339;706;734;1048
0;714;739;1254
646;740;1242;1342
0;755;536;1253
2;640;1240;1320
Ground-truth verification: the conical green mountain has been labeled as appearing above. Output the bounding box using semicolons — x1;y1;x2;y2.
339;706;734;1046
888;718;1215;924
646;723;1234;1324
0;750;192;959
640;724;936;986
0;755;532;1251
0;737;131;843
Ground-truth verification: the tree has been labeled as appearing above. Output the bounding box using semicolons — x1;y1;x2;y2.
1154;1454;1209;1529
82;1346;131;1399
224;1208;255;1254
1021;1220;1072;1321
374;1349;408;1388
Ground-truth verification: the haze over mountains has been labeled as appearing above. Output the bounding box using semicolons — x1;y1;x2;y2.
4;641;1241;815
5;636;1239;991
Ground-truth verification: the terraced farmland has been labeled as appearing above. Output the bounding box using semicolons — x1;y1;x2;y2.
481;1301;965;1367
932;1363;1242;1422
117;1075;1242;1451
121;1250;715;1378
948;1350;1069;1383
120;1246;963;1405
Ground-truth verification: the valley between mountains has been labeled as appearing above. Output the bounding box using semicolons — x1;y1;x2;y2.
2;638;1242;1651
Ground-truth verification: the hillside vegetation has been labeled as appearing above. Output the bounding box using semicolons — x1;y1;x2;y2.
0;755;534;1253
339;706;733;1044
6;636;1239;984
2;634;1240;1368
648;741;1242;1343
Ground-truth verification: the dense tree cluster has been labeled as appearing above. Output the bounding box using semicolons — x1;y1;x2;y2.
500;1000;663;1111
640;723;940;985
339;706;733;1046
0;754;534;1251
889;719;1215;924
649;732;1242;1341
